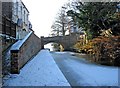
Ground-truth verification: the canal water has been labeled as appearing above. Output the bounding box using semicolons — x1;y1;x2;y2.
44;43;117;68
44;43;92;61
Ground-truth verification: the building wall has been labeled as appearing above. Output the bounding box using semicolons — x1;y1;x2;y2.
0;1;2;84
2;2;13;19
2;0;32;40
12;0;31;39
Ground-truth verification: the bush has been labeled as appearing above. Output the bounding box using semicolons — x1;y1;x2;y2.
74;36;120;66
92;36;120;66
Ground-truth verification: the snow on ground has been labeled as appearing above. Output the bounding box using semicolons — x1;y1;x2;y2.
55;51;85;56
3;50;71;86
11;31;33;50
64;54;120;86
54;52;67;54
53;52;119;86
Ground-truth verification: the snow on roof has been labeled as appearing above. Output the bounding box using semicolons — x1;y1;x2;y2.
11;31;33;50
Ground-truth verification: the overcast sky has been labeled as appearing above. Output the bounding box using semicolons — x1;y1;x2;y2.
22;0;69;37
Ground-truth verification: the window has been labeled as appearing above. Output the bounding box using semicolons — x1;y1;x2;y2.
16;2;18;16
24;10;25;23
27;14;28;22
21;6;22;18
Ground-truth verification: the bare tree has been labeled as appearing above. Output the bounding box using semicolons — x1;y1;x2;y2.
51;5;71;36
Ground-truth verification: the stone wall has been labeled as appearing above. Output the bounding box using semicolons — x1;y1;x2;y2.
2;2;12;19
11;32;41;73
43;34;80;51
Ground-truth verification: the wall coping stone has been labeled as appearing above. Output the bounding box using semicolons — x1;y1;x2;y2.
11;31;33;50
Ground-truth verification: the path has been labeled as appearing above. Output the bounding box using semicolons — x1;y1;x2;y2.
3;50;71;87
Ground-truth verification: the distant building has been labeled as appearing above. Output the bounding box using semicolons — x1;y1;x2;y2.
70;25;79;33
2;0;32;39
67;22;80;34
117;3;120;12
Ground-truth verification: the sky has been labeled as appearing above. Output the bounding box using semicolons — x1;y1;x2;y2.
22;0;69;37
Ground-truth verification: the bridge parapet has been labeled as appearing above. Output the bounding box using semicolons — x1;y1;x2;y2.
41;34;80;50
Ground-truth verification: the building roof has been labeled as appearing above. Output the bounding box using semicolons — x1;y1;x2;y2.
21;0;29;13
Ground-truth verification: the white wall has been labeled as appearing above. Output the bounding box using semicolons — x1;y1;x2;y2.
12;0;31;39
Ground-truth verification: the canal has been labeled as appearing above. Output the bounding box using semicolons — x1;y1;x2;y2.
51;51;119;87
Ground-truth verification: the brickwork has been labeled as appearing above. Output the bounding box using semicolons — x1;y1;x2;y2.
1;16;16;76
11;32;41;74
2;2;12;19
10;33;79;74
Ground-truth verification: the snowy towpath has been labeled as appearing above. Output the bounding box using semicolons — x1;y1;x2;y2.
3;50;71;86
52;52;120;87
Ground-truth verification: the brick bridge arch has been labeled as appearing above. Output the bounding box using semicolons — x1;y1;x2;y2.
41;34;80;51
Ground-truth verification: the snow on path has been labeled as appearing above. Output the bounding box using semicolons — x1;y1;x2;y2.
63;54;120;86
3;50;71;86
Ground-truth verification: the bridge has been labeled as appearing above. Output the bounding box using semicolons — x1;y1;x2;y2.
9;32;81;74
41;33;81;51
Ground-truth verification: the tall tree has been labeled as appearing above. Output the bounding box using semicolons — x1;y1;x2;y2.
51;6;70;36
67;2;119;38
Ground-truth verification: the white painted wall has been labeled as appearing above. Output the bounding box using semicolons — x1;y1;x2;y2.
12;0;31;39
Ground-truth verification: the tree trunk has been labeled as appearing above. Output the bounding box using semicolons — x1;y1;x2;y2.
62;23;65;36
